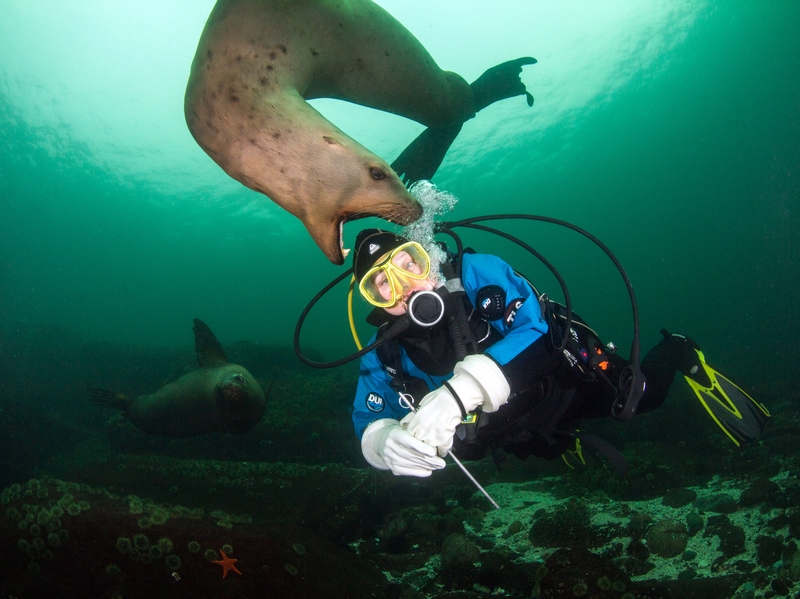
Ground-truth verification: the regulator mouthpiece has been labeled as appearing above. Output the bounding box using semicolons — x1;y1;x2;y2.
407;290;445;327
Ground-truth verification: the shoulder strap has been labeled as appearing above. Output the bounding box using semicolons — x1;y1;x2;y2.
375;325;403;383
375;329;430;402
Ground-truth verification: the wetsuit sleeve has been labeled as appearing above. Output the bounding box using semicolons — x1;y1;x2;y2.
462;253;548;367
352;338;410;440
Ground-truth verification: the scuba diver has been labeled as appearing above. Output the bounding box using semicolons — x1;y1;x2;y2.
343;226;770;478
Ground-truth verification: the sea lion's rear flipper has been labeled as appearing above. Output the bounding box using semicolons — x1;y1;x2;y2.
391;124;463;185
88;388;132;412
391;57;537;185
470;57;537;113
192;318;229;367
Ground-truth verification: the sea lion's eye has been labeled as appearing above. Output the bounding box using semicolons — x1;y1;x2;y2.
370;167;386;180
235;375;244;384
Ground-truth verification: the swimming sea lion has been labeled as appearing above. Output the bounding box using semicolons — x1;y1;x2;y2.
184;0;536;264
88;319;267;438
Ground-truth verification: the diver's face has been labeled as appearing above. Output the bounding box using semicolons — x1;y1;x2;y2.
373;249;434;315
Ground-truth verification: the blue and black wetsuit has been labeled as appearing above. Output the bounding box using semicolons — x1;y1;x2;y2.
352;252;678;462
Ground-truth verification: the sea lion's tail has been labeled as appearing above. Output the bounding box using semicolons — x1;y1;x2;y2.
87;388;131;412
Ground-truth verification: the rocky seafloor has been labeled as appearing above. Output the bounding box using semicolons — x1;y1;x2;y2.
1;325;799;598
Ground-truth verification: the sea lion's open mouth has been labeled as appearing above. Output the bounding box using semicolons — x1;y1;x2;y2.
339;220;351;259
335;201;423;264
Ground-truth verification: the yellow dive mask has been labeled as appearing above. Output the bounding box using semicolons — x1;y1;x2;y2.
358;241;431;308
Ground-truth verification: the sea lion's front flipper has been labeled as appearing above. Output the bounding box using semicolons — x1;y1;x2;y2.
391;124;463;185
193;318;229;367
470;57;537;113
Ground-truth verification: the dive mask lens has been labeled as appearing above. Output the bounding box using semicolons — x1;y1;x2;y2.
358;242;431;308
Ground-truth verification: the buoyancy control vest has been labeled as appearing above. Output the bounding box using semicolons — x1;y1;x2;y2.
373;287;629;473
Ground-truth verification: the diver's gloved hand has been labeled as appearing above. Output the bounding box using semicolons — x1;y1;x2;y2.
406;354;511;456
360;418;445;477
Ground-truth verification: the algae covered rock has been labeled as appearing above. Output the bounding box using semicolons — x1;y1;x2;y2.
662;487;697;508
739;477;780;507
645;519;689;558
529;498;618;549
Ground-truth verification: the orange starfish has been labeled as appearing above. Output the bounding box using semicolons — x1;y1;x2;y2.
212;549;241;578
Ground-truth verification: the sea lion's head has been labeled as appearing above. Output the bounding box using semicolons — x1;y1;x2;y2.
215;371;267;434
186;85;422;265
299;133;423;265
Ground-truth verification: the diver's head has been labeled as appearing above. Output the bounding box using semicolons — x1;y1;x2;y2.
353;228;435;315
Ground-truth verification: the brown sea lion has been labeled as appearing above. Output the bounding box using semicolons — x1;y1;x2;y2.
184;0;536;264
88;319;267;438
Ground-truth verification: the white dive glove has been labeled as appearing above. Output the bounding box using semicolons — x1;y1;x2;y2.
405;354;511;455
361;418;446;477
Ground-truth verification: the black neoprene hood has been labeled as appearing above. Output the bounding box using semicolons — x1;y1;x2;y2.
353;229;407;282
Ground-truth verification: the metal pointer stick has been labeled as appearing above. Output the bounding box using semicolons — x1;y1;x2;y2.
399;393;501;510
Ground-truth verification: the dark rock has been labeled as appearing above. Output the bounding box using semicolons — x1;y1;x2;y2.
677;568;697;580
529;497;618;549
438;514;466;539
768;513;789;530
626;512;653;539
770;577;790;595
504;520;523;538
693;493;738;514
719;526;746;558
756;535;784;567
440;533;480;572
787;507;800;539
686;511;704;537
626;538;650;561
378;511;411;552
645;519;689;558
782;539;797;561
663;487;698;508
733;559;756;572
619;467;677;501
740;477;780;506
790;549;800;580
706;515;746;557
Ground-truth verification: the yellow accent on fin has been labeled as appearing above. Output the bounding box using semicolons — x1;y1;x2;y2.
685;349;770;447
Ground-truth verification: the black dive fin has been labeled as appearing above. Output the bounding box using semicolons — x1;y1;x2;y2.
470;56;537;113
391;124;462;185
193;318;228;367
88;387;132;412
684;348;770;446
